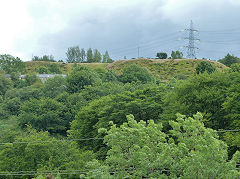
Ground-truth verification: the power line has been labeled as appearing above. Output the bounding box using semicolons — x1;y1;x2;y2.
0;129;239;145
0;167;239;176
0;137;104;145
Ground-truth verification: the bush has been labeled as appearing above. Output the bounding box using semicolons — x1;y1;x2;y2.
119;64;155;84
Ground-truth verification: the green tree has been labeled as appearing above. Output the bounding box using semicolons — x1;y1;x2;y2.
87;113;240;178
162;72;232;130
102;51;111;63
32;55;55;62
66;65;101;93
171;51;183;59
86;48;94;63
103;70;118;82
0;75;13;96
0;127;95;178
24;73;41;86
119;64;155;84
5;85;42;102
196;61;216;74
18;98;71;135
80;48;86;62
156;52;168;59
222;74;240;155
9;72;22;88
32;56;41;61
219;53;240;67
66;46;82;63
230;63;240;72
42;55;55;62
48;63;61;74
93;49;102;63
38;66;50;74
2;97;21;116
41;76;67;98
0;54;25;73
69;85;166;156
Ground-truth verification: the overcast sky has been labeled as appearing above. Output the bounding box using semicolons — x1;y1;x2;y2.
0;0;240;61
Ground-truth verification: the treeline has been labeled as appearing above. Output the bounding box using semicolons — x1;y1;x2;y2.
31;46;113;63
1;53;240;178
32;55;56;62
156;50;183;59
66;46;113;63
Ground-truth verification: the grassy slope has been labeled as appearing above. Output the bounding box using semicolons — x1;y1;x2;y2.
25;61;109;74
106;58;228;81
25;59;228;80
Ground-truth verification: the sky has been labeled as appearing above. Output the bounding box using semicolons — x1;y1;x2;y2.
0;0;240;61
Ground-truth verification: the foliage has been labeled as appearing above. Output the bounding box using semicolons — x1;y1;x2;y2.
94;68;107;80
69;85;166;156
103;70;118;82
219;53;240;67
230;63;240;72
0;116;22;143
222;73;240;154
18;98;72;135
38;66;50;74
119;64;155;84
156;52;168;59
66;46;84;63
86;48;94;63
24;73;42;86
0;75;13;96
171;51;183;59
102;51;112;63
93;49;102;63
0;54;25;73
48;63;62;74
2;97;21;116
196;61;216;74
32;55;55;62
88;113;240;178
5;85;43;102
41;76;67;98
66;65;101;93
162;72;232;130
0;127;95;179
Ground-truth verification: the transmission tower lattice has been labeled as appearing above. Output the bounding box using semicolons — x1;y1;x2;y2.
184;20;200;59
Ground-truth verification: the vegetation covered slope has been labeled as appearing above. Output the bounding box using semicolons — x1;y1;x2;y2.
107;58;228;80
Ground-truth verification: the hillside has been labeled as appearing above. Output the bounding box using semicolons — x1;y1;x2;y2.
106;58;228;80
24;61;109;74
24;59;228;81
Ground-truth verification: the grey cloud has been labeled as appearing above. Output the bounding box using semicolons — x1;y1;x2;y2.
14;0;240;61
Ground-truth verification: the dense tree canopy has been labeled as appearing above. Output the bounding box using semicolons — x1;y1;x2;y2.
0;75;13;96
0;54;25;73
18;98;72;135
171;51;183;59
156;52;168;59
86;113;240;178
162;72;232;130
0;127;96;179
69;85;167;155
66;65;101;93
219;53;240;67
41;76;67;98
196;61;216;74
